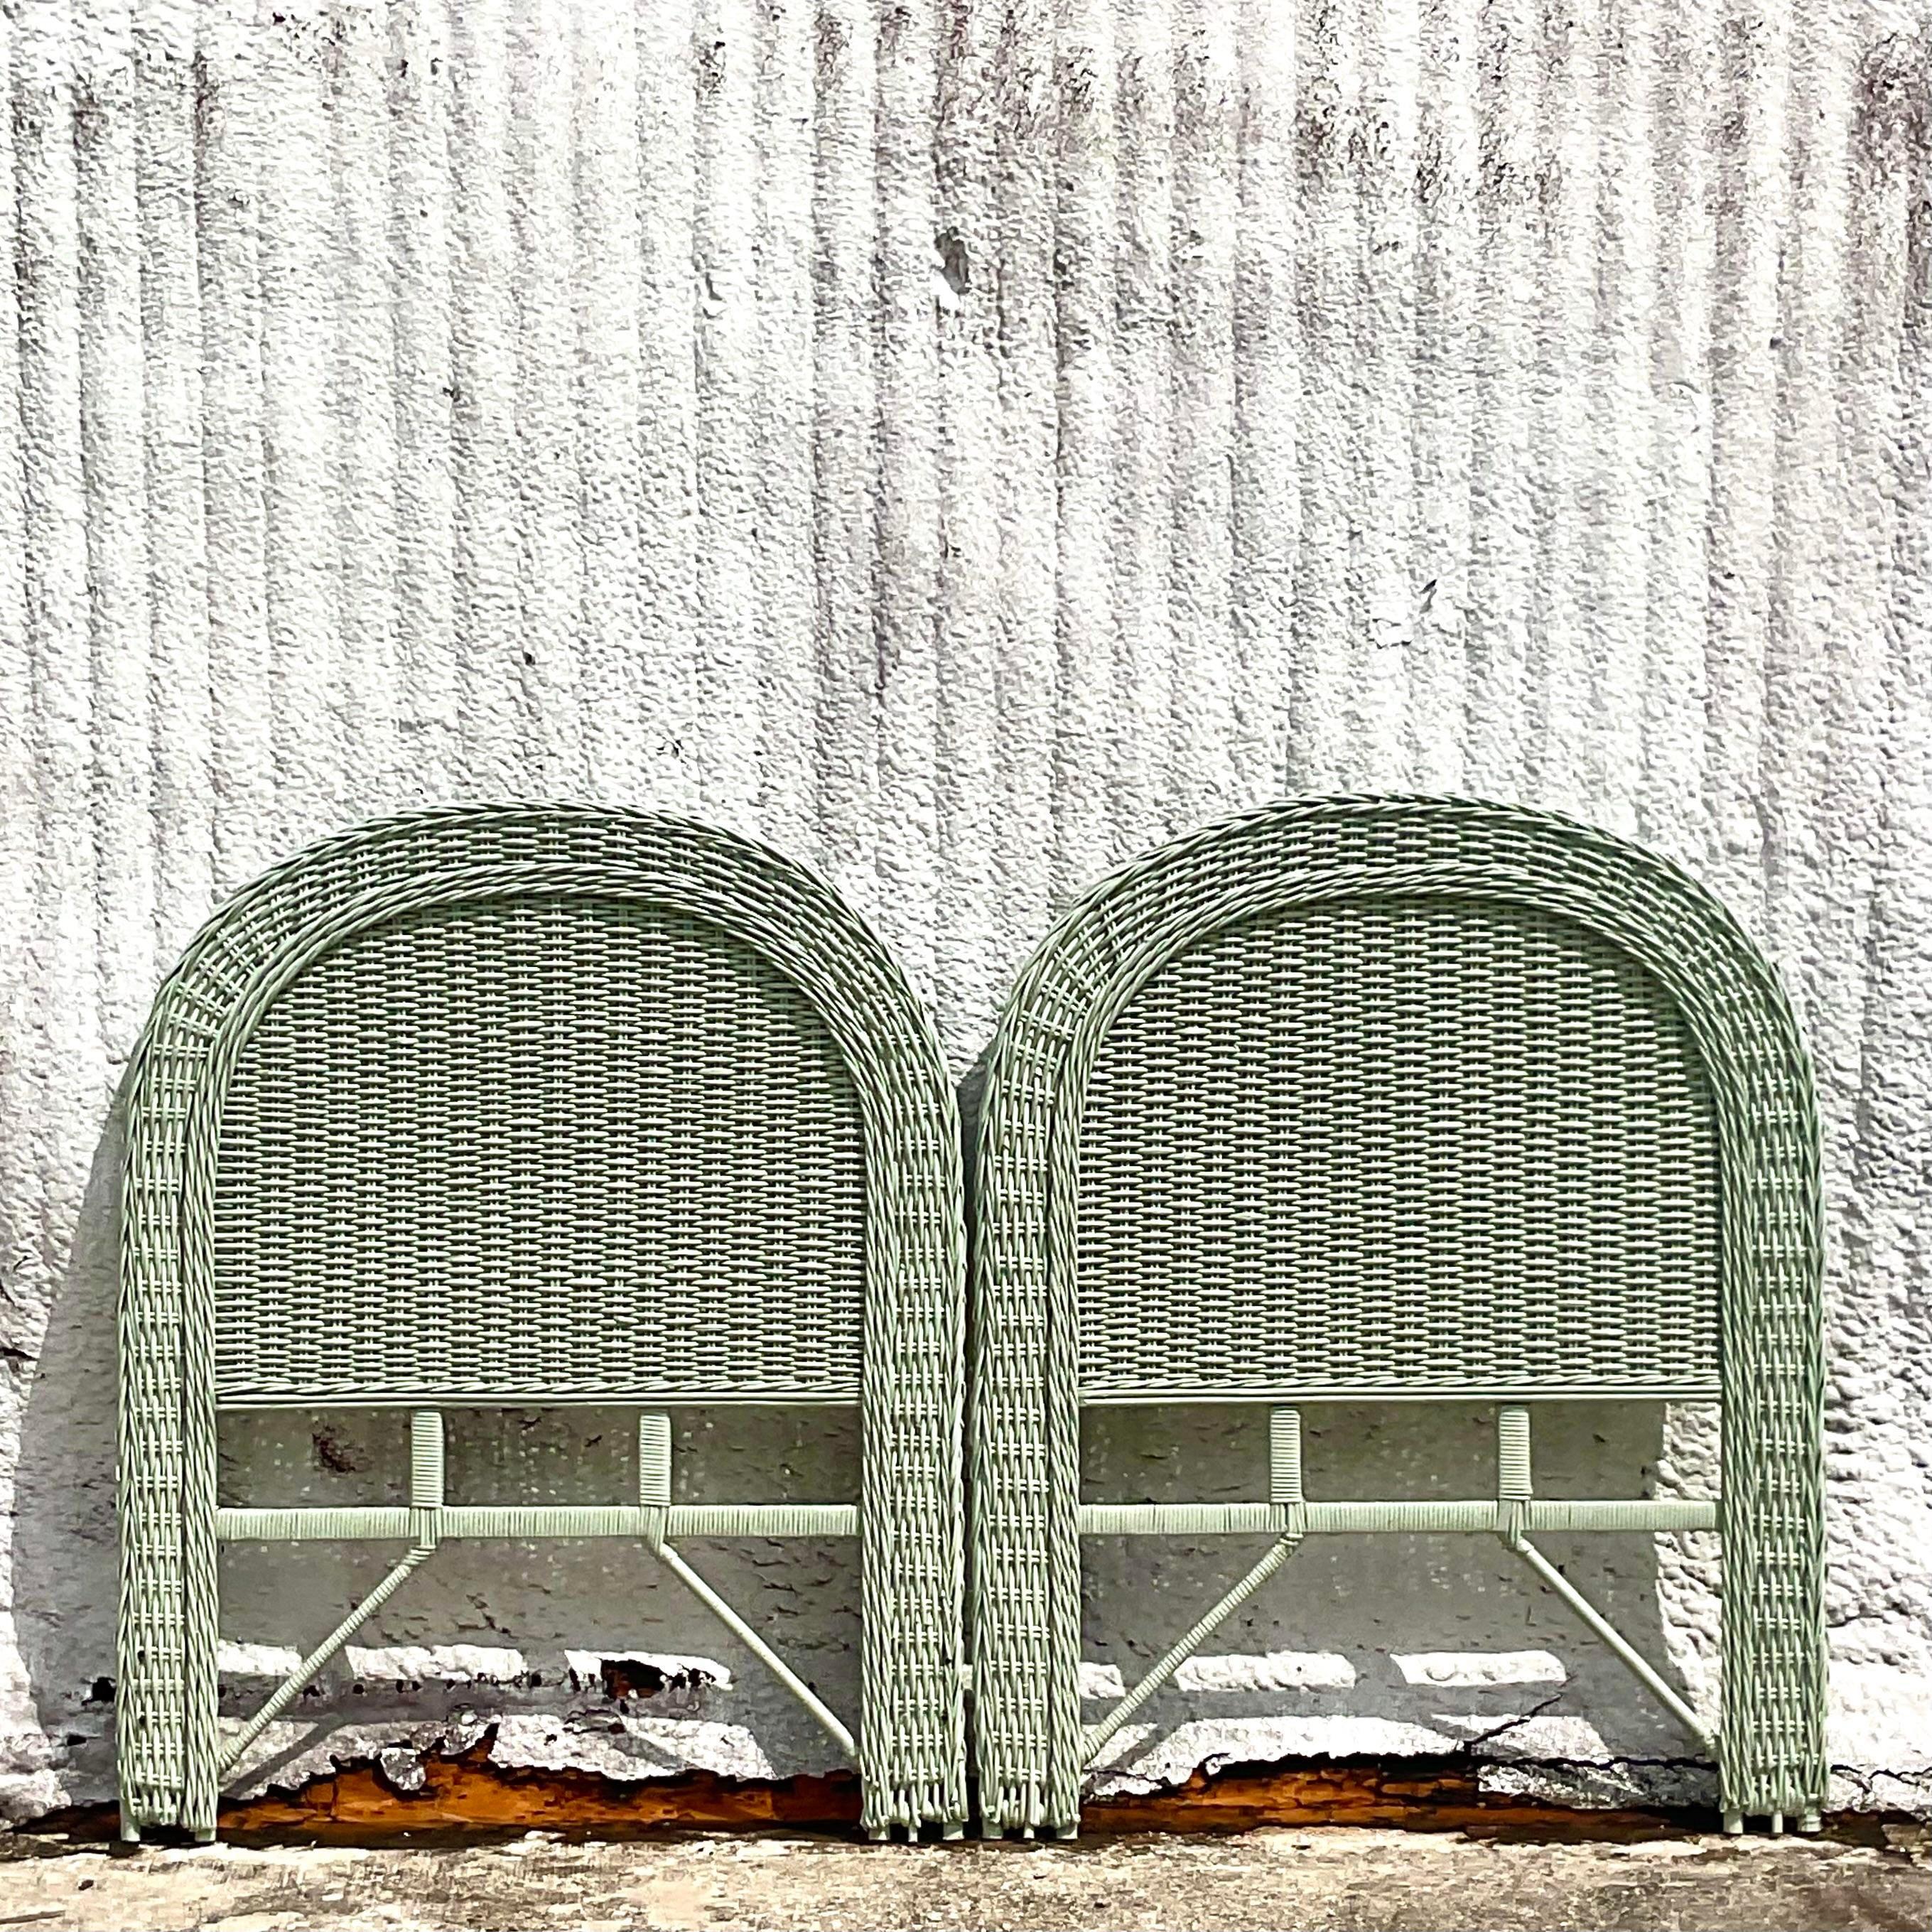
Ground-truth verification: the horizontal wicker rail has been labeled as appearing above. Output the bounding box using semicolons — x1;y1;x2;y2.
1078;1500;1718;1536
1078;1384;1722;1404
217;1505;860;1541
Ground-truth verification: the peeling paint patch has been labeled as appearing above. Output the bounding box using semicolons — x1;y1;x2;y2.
1479;1759;1715;1813
563;1651;733;1694
1394;1651;1568;1688
1084;1650;1354;1701
1177;1652;1358;1693
225;1721;413;1800
217;1644;305;1679
1435;1713;1614;1761
1091;1717;1467;1791
345;1646;528;1685
1079;1663;1126;1700
489;1715;776;1783
374;1745;427;1795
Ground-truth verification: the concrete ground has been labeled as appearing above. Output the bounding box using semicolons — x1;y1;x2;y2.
0;1830;1926;1932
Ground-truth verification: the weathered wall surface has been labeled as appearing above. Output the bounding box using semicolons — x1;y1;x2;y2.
1;0;1929;1826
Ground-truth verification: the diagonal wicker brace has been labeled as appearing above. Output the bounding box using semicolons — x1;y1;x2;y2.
1081;1530;1303;1766
650;1541;857;1757
1494;1407;1716;1756
217;1411;446;1781
633;1413;856;1759
1083;1410;1309;1766
216;1540;437;1779
1506;1533;1715;1754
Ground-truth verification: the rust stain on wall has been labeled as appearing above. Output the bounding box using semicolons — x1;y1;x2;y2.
31;1746;1739;1845
217;1752;864;1841
1082;1763;1694;1840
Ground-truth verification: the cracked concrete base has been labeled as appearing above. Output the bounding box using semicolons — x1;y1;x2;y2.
0;1830;1926;1932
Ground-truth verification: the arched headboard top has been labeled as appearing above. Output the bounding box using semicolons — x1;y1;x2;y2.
126;804;957;1406
968;795;1824;1832
977;798;1820;1388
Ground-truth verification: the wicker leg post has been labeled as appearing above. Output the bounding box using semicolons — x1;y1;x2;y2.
116;1335;191;1841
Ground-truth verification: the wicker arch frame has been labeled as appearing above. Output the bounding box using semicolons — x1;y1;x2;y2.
969;795;1825;1837
119;806;966;1841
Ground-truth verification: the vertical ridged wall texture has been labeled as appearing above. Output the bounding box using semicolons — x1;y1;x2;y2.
2;0;1929;1818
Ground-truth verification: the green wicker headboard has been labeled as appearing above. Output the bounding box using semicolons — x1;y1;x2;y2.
969;795;1825;1839
119;805;966;1842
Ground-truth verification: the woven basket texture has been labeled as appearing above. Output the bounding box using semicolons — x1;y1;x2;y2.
214;899;866;1405
1079;895;1720;1398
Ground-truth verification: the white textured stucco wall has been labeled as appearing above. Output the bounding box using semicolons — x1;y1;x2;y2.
2;0;1930;1824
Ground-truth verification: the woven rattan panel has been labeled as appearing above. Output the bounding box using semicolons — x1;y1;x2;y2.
212;897;866;1404
1076;895;1721;1398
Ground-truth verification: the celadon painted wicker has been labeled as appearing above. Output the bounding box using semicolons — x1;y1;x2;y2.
968;795;1825;1839
118;804;966;1841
